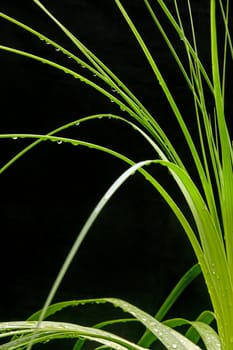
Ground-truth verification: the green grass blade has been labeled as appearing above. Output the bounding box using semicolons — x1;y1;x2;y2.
0;321;147;350
189;321;221;350
163;317;220;350
185;311;215;345
0;113;170;176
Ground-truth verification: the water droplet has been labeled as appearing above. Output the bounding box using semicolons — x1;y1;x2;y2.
81;64;85;68
111;87;117;92
45;41;50;45
110;100;114;103
57;140;63;145
55;48;60;52
93;73;97;77
75;122;80;126
39;37;44;41
172;344;177;349
12;136;18;140
67;56;72;59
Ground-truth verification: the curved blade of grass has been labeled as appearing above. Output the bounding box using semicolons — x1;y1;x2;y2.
163;317;220;350
0;114;114;174
185;311;215;345
0;113;169;175
189;321;221;350
0;321;147;350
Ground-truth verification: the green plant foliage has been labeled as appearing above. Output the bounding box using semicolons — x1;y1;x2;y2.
0;0;232;349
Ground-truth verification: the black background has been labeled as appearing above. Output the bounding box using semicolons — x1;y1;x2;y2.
1;0;227;326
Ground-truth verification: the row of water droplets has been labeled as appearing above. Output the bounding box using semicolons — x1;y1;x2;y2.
38;36;97;80
38;36;132;113
10;113;116;146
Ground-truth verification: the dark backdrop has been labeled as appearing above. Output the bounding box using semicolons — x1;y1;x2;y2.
0;1;218;323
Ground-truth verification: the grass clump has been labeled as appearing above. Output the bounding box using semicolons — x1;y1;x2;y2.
0;0;232;349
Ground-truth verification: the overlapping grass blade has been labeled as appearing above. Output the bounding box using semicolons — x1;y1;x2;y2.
185;310;215;344
0;320;147;350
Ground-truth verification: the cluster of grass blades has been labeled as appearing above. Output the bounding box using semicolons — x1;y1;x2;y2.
0;0;232;349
